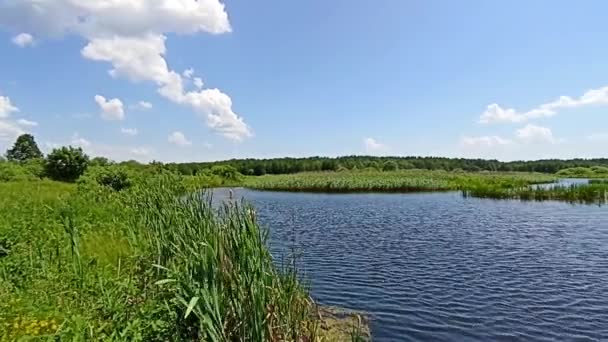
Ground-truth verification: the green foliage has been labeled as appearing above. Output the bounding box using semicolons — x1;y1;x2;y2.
245;170;556;193
0;174;358;340
5;134;43;162
78;165;134;191
0;161;41;182
89;156;113;167
45;146;89;182
208;165;243;181
168;156;608;176
557;166;608;178
382;161;398;171
464;182;608;204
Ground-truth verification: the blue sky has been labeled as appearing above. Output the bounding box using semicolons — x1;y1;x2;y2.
1;0;608;162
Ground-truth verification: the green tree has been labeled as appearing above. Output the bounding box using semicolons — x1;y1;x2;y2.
5;134;43;162
382;161;398;171
90;156;112;167
45;146;89;182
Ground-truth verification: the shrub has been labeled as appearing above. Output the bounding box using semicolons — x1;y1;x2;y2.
79;166;134;191
209;165;243;181
0;161;38;182
45;146;89;182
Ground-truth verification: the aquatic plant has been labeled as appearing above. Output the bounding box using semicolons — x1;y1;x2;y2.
245;170;556;194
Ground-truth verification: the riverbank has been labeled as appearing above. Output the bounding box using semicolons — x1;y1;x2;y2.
0;174;367;341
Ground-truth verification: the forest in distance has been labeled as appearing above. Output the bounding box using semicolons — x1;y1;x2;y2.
165;156;608;176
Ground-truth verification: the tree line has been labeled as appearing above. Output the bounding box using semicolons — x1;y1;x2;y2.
166;156;608;176
4;134;607;178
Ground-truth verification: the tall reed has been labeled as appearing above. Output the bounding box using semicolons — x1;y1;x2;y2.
127;175;316;341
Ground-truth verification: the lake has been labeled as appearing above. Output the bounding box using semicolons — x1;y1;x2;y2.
214;188;608;341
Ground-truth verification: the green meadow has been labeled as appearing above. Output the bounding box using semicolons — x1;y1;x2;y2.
2;134;607;341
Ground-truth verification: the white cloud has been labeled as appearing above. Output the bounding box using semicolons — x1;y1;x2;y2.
168;131;192;147
130;147;151;156
94;95;125;121
193;77;204;90
480;86;608;124
83;35;252;141
0;0;231;38
461;135;513;147
71;133;91;147
183;68;194;78
515;124;557;144
0;95;28;147
135;101;152;110
16;118;38;127
0;1;251;141
363;137;386;153
120;127;138;136
0;96;19;118
0;120;25;142
12;33;34;47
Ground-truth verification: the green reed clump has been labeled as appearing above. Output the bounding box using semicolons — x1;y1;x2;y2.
464;183;608;204
127;175;316;341
245;170;555;193
2;173;354;341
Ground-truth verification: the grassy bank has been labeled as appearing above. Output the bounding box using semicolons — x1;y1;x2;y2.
556;166;608;178
244;170;556;193
0;173;366;341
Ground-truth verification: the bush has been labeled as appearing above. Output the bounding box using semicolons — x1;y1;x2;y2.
45;146;89;182
209;165;243;181
79;166;134;191
0;161;39;182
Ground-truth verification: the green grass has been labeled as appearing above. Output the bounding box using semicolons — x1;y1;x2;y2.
463;183;608;204
556;166;608;178
0;173;362;341
244;170;556;193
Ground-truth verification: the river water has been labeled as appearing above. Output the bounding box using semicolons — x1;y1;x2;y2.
214;188;608;341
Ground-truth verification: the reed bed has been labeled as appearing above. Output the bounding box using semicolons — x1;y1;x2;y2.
245;170;556;193
463;183;608;204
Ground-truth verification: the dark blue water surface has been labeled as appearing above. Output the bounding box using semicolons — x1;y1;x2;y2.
215;189;608;341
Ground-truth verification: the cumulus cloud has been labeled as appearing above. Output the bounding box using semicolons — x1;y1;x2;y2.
94;95;124;120
515;124;557;144
121;127;138;136
0;0;252;141
71;133;91;147
364;137;386;153
83;35;252;140
193;77;204;90
461;135;513;147
0;120;25;142
462;124;559;152
480;86;608;124
0;95;28;146
12;33;34;47
0;0;232;38
183;68;194;78
168;131;192;146
0;96;19;118
17;118;38;127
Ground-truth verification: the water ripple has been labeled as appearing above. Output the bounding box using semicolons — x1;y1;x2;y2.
215;189;608;341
